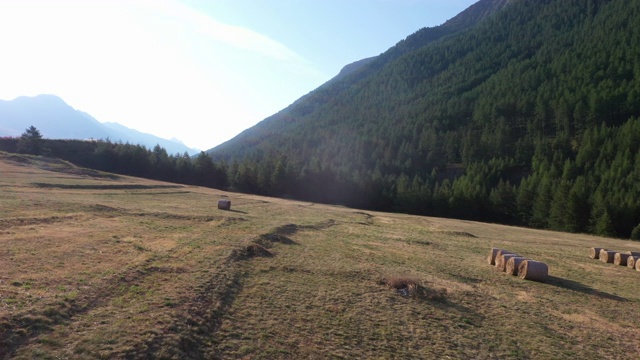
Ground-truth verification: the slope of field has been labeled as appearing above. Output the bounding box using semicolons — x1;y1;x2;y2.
1;152;639;359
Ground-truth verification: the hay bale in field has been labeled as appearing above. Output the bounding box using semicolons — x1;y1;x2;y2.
518;260;549;282
626;251;640;257
494;250;518;270
599;249;607;261
505;257;528;276
488;248;509;265
636;258;640;271
218;199;231;210
599;250;617;263
627;256;637;269
589;247;606;259
493;250;516;267
496;253;520;272
614;253;631;266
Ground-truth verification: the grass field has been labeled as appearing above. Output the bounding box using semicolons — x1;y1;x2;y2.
1;152;639;359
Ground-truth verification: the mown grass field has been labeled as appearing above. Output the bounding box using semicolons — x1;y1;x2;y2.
1;152;639;359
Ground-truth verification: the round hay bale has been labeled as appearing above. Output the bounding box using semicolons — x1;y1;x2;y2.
505;257;528;276
589;247;606;259
627;256;637;269
493;250;516;268
518;260;549;282
488;248;507;265
637;257;640;271
614;253;630;266
626;251;640;257
496;253;520;272
218;199;231;210
599;250;617;264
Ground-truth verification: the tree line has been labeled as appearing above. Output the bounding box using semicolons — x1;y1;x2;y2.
3;117;640;241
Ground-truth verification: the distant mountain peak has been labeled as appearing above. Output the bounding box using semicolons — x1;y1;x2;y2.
14;94;68;105
0;94;199;155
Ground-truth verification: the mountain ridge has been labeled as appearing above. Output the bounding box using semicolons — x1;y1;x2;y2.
208;0;514;158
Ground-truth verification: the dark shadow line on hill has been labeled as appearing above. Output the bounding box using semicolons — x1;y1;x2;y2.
258;233;299;246
272;219;339;237
108;191;192;196
32;183;182;190
224;209;247;214
0;215;81;230
85;204;248;224
545;276;627;302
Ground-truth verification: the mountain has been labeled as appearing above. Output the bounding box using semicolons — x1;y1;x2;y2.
208;0;514;160
0;95;111;140
101;122;199;156
0;94;199;155
205;0;640;239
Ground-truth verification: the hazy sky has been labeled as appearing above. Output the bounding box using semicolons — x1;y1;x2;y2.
0;0;477;150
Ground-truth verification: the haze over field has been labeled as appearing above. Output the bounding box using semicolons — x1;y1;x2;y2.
0;0;476;150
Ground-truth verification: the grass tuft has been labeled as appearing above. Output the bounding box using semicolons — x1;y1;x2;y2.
384;276;447;301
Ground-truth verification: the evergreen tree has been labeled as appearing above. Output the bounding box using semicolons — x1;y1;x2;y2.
194;152;216;187
631;223;640;241
590;194;615;237
564;177;590;233
17;125;44;155
594;209;615;237
489;179;517;224
548;181;570;231
530;177;553;228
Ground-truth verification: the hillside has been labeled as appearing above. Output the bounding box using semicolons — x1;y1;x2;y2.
207;0;640;238
0;95;198;155
1;152;639;358
209;0;513;160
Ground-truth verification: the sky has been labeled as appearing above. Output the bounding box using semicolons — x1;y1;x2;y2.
0;0;478;151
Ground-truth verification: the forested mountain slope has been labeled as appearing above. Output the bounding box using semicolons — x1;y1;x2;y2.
210;0;513;160
208;0;640;239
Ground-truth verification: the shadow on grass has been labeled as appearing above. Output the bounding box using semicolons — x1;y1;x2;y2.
32;183;181;190
273;220;338;237
225;209;247;214
546;276;627;302
140;269;246;359
258;230;299;246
